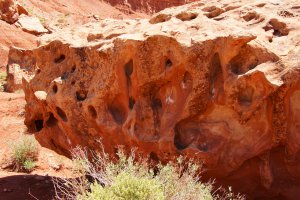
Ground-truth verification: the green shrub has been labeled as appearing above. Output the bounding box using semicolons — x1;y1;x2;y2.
80;172;164;200
23;159;36;171
0;72;7;91
11;135;39;172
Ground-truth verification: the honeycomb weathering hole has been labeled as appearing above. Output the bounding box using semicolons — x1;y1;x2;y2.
34;119;44;132
71;65;76;73
54;54;66;64
238;87;254;106
125;59;134;77
46;113;58;127
165;59;173;68
149;14;171;24
52;84;58;94
176;12;198;21
56;107;68;122
151;98;162;110
88;105;97;119
109;98;127;125
76;90;88;101
129;96;136;110
174;122;196;150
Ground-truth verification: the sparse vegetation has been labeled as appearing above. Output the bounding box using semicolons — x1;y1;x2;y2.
54;146;243;200
10;135;39;172
0;71;7;91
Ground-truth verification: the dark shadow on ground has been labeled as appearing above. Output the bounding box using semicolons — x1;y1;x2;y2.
0;174;55;200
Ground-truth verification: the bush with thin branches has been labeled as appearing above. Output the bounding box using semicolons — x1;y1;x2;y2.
53;145;244;200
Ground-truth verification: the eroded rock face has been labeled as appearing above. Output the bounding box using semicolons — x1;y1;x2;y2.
8;0;300;199
103;0;197;13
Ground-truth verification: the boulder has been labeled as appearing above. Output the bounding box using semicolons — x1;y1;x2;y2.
15;15;49;35
8;0;300;198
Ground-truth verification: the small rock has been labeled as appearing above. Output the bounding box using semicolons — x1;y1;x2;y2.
93;14;100;20
3;188;13;192
15;14;49;35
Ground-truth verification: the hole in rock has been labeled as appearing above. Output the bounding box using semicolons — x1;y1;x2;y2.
109;98;127;125
242;12;258;22
76;90;87;101
54;54;66;64
52;84;58;94
151;98;162;110
174;121;197;150
125;59;133;77
88;105;97;119
46;113;58;127
56;107;68;122
268;37;273;43
129;96;135;110
71;65;76;73
149;14;171;24
238;87;254;106
203;6;224;18
183;71;192;84
230;56;245;75
165;59;173;68
34;120;44;132
71;80;76;85
36;69;41;74
176;12;198;21
61;72;69;80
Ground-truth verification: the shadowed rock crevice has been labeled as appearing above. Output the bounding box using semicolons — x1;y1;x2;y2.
34;119;44;132
109;97;127;125
56;107;68;122
88;105;97;119
174;120;197;150
54;54;66;64
46;113;58;127
76;90;88;101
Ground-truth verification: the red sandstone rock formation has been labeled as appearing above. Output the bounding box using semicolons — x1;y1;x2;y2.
0;0;28;24
8;0;300;198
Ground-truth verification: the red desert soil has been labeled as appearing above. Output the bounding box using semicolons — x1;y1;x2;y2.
0;92;73;200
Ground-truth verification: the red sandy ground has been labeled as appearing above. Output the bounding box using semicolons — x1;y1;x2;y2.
0;92;74;200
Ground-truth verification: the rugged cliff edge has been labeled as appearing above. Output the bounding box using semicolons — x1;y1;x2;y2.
8;0;300;198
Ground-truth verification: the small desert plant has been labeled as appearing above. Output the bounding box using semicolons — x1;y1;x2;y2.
0;72;7;91
11;135;39;172
54;144;243;200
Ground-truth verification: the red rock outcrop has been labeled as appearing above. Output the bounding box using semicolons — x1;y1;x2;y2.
0;0;28;24
8;0;300;199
